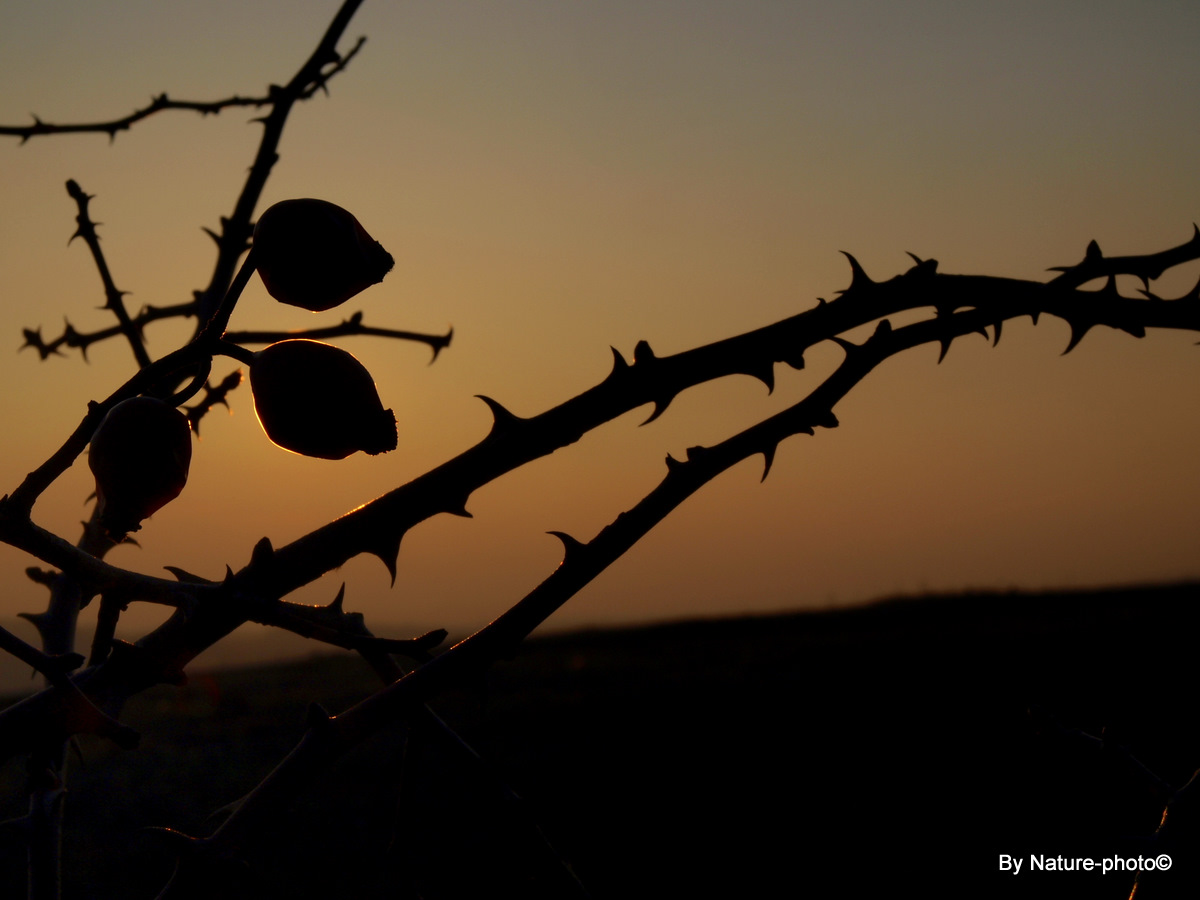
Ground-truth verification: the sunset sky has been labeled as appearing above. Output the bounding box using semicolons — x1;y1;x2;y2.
2;0;1199;651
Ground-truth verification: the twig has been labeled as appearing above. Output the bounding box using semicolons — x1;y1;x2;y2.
150;304;990;875
224;313;453;360
64;180;152;368
21;303;196;361
183;371;244;435
190;3;368;332
0;44;366;144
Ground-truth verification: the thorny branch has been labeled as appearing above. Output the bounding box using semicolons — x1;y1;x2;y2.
131;240;1200;892
13;1;372;360
63;180;150;369
0;231;1198;894
0;44;366;144
4;2;1199;896
224;313;454;361
2;5;379;896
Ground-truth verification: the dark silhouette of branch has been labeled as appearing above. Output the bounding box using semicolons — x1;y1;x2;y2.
16;1;377;367
0;41;366;144
5;3;1199;894
183;370;243;434
144;302;1041;886
189;2;367;333
224;313;454;360
4;237;1200;756
21;303;196;361
0;624;83;685
21;309;451;363
64;180;152;368
2;238;1199;897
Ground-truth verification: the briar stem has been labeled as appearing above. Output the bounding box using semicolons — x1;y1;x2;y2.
214;340;257;366
199;247;258;345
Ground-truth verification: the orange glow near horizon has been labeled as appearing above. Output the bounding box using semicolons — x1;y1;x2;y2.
2;1;1200;645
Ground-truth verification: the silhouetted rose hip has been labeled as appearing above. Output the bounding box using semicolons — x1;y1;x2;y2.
253;198;394;311
250;339;398;459
88;396;193;537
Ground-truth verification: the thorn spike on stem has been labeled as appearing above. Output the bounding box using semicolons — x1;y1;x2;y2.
328;584;346;612
1062;321;1092;355
760;445;777;482
547;531;584;561
830;336;858;355
369;536;402;585
937;338;952;364
992;321;1003;346
475;394;520;431
163;566;211;584
664;453;684;472
250;536;274;568
745;362;775;392
837;251;873;294
815;410;839;429
633;340;656;364
641;398;672;425
608;346;629;373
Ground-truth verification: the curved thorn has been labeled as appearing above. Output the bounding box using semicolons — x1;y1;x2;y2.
664;453;684;472
327;584;346;613
745;362;775;393
991;320;1003;347
1062;321;1092;355
163;566;212;584
475;395;521;432
837;251;873;293
640;398;672;426
760;444;778;482
429;326;453;363
250;536;274;568
830;336;858;355
547;531;584;562
608;346;629;374
369;537;402;586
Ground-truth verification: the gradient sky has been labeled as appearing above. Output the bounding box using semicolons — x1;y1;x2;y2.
2;1;1199;649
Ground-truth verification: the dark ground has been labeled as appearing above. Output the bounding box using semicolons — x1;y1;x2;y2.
1;582;1198;898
